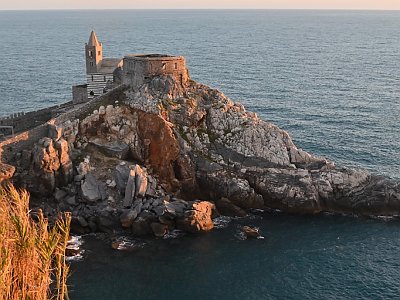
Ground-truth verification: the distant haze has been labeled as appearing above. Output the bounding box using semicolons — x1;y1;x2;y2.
2;0;400;10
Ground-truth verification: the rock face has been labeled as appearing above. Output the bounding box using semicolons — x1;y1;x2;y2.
124;76;400;216
3;73;400;238
31;135;73;193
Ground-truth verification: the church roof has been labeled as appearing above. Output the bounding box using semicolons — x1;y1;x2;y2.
97;58;123;74
88;31;101;47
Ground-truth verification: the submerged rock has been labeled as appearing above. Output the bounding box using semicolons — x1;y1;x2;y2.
241;226;261;239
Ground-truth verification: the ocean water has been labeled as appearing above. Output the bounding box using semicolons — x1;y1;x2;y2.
1;10;400;299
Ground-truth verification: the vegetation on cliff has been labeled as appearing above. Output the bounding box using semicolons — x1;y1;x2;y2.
0;184;70;300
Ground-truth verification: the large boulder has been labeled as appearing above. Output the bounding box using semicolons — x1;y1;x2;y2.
131;217;152;235
54;138;73;185
150;222;168;237
123;168;136;207
134;165;148;198
120;209;138;228
176;201;215;233
89;138;130;160
31;137;73;193
114;163;130;194
81;173;102;202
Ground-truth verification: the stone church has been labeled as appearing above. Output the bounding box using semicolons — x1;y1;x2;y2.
73;31;189;103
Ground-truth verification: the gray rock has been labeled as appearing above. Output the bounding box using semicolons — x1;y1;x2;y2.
96;215;116;233
164;200;188;218
74;175;84;182
90;138;130;159
131;217;151;235
123;168;136;207
150;222;168;237
81;173;102;202
145;175;157;197
133;201;143;215
120;209;138;228
153;205;165;216
114;163;130;194
77;216;89;228
65;196;77;206
54;188;68;202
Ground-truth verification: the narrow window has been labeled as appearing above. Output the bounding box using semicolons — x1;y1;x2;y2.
174;63;178;70
162;63;166;70
91;75;94;81
104;76;106;82
98;51;101;56
90;62;94;67
88;50;93;58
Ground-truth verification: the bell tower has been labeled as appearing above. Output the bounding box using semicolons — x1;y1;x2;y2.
85;31;102;74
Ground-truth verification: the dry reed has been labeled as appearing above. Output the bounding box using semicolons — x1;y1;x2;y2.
0;183;70;300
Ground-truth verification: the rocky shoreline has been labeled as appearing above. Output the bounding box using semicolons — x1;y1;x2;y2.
1;74;399;239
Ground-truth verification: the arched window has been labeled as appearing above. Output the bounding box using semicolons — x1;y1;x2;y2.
91;75;94;81
90;91;94;96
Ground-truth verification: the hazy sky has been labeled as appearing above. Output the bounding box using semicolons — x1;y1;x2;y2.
1;0;400;10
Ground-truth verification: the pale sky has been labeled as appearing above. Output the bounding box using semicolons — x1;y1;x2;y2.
1;0;400;10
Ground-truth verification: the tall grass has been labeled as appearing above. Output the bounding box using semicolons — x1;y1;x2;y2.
0;183;70;300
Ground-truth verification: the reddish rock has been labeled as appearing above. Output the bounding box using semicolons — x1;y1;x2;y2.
177;201;215;233
0;163;15;182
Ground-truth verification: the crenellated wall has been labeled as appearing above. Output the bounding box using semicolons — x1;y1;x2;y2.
0;102;74;134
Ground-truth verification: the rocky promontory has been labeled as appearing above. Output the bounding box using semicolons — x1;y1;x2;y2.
1;74;399;237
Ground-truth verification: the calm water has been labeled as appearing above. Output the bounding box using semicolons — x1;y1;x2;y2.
1;10;400;299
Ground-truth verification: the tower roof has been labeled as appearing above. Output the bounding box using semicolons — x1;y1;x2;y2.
88;31;101;47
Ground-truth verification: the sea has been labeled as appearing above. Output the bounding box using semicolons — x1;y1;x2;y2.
0;10;399;299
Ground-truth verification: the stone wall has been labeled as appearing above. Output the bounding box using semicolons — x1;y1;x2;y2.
0;85;126;164
123;54;188;88
72;84;88;104
0;102;74;134
55;85;127;125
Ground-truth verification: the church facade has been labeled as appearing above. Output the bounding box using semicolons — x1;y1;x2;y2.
85;31;123;99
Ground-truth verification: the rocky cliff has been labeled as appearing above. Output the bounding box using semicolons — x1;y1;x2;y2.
3;75;400;237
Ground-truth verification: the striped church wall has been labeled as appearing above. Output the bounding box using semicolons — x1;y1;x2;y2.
86;73;114;98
